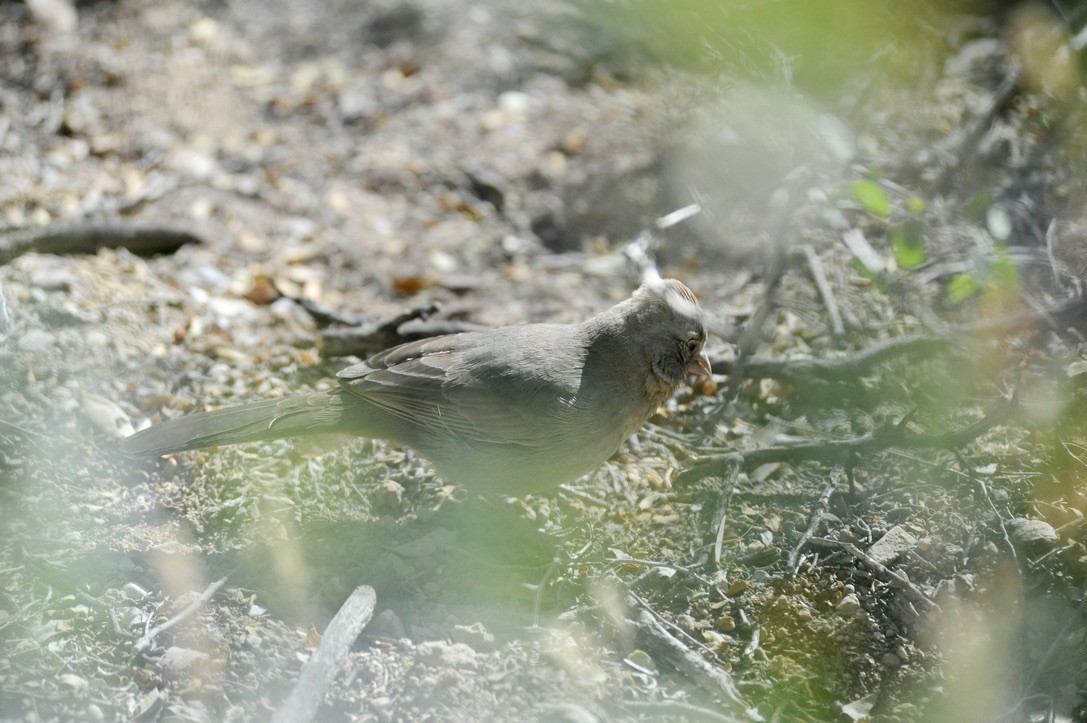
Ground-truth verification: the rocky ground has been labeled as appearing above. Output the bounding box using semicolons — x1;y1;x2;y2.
2;0;1086;721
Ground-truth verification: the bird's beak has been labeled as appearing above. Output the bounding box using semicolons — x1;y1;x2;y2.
686;350;712;377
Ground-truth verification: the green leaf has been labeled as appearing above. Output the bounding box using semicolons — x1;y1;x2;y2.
851;180;891;218
852;257;877;279
890;220;926;270
906;196;926;215
983;247;1020;300
964;189;990;222
948;273;980;303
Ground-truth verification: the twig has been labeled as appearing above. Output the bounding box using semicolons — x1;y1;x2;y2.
788;470;841;575
801;244;844;337
677;395;1015;485
1044;219;1066;291
621;231;662;285
0;223;200;264
295;296;487;356
629;594;750;712
808;537;940;611
711;459;741;565
134;577;227;653
726;172;807;402
710;334;953;384
272;585;377;723
320;319;487;357
713;297;1087;386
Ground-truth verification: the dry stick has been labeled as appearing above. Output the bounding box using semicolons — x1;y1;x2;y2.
710;334;953;384
713;296;1087;386
134;577;227;653
787;470;841;576
272;585;377;723
676;394;1015;486
726;210;790;401
711;459;741;565
0;224;200;264
620;231;664;285
808;537;940;612
320;319;487;358
630;595;749;712
801;244;844;338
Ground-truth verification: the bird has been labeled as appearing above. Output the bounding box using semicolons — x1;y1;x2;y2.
120;278;711;496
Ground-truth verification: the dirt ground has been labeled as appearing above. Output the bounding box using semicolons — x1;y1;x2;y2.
2;0;1087;721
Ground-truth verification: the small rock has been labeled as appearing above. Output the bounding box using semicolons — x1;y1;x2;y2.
338;85;379;121
867;525;918;566
452;622;495;650
29;268;75;292
623;649;657;675
371;479;405;515
837;593;862;615
428;250;458;274
714;615;736;632
166;147;219;180
1008;518;1059;548
841;692;878;721
416;640;478;668
26;0;77;34
368;609;406;639
81;392;134;439
18;328;56;352
159;647;210;678
57;673;88;689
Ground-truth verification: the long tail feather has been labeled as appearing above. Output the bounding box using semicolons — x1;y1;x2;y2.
119;392;345;456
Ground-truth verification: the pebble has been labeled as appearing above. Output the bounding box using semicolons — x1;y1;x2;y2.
29;268;75;292
837;593;862;615
416;641;478;668
18;328;56;352
867;525;918;566
159;646;210;678
1008;518;1059;547
368;609;407;639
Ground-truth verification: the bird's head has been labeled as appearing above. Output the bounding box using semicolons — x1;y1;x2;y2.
630;278;711;389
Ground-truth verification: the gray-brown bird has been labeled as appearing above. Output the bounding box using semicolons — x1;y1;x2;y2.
121;278;710;495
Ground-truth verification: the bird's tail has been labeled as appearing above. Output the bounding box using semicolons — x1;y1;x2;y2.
119;392;346;456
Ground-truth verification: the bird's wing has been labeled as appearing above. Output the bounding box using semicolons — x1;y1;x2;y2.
336;329;583;448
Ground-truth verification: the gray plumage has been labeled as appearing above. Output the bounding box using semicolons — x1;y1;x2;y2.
120;279;710;495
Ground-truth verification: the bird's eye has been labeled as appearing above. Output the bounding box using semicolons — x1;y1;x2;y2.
686;338;701;355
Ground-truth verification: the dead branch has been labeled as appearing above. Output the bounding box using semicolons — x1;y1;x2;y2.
319;318;488;357
676;395;1015;486
0;223;200;264
801;244;844;337
710;333;953;384
712;297;1087;386
629;594;749;712
788;470;841;575
808;537;940;611
134;577;227;653
272;585;377;723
